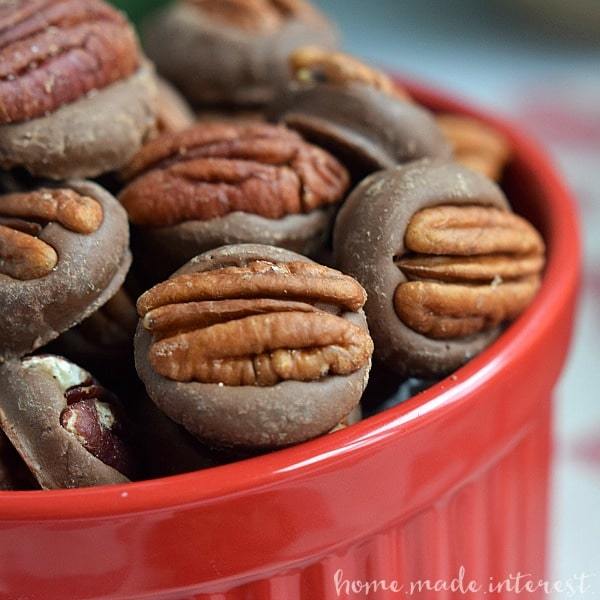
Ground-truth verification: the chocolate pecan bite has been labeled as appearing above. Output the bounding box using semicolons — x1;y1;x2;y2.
0;355;137;488
0;181;131;361
0;0;157;179
334;159;545;377
269;47;450;177
134;244;373;448
120;122;350;280
142;0;338;108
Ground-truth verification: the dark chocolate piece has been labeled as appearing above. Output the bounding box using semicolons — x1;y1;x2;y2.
266;47;449;177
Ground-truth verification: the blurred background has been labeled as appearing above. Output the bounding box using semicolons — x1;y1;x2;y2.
116;1;600;594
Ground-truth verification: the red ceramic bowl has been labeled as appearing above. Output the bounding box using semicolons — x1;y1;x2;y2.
0;83;580;600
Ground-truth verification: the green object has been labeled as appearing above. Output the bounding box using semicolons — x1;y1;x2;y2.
110;0;170;25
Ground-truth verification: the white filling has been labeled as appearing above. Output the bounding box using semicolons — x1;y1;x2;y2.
95;400;116;430
22;355;90;394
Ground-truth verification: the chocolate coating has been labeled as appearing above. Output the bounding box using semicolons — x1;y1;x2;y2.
0;63;157;180
334;159;509;377
131;207;334;283
0;356;130;488
142;2;337;108
135;244;371;448
0;181;131;360
270;83;451;176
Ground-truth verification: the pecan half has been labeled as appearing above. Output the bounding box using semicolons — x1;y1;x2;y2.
138;260;372;385
0;224;56;279
394;205;545;339
0;0;140;125
436;115;511;181
120;122;349;227
186;0;325;32
0;188;103;280
289;46;410;100
138;260;366;314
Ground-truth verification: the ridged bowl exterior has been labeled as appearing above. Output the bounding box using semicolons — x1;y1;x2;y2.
0;83;580;600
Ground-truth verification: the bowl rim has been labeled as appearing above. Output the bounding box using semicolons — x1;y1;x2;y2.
0;79;581;519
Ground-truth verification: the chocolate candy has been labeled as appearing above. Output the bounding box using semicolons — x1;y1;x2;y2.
134;244;373;448
119;122;350;280
0;1;157;179
0;181;131;360
142;0;338;108
269;48;450;176
0;355;137;488
334;159;545;377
